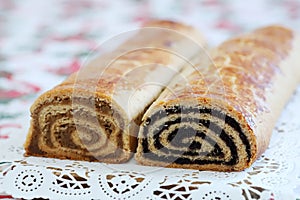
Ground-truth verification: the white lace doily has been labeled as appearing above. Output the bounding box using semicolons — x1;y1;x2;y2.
1;0;300;199
1;87;300;200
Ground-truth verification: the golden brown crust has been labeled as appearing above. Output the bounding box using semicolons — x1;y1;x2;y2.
136;25;300;171
24;20;206;163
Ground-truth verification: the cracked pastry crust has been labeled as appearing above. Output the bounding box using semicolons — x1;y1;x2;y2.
135;26;300;171
24;20;206;163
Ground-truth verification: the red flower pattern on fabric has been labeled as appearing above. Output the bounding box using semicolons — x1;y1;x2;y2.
48;59;81;76
0;71;40;101
0;124;22;140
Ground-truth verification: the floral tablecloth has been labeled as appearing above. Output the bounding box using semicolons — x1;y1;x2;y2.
0;0;300;199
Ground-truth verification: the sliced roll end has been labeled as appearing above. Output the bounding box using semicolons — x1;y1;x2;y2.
135;99;257;171
24;86;135;163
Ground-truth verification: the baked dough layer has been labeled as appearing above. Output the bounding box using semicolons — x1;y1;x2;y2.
135;26;300;171
24;20;206;163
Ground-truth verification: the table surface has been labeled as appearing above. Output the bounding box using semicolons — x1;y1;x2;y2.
0;0;300;199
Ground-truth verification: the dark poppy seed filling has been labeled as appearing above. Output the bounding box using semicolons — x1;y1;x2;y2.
135;26;296;171
139;105;251;166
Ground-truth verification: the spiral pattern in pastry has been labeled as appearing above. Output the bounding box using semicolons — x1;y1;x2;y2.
24;20;206;163
25;89;131;163
136;25;300;171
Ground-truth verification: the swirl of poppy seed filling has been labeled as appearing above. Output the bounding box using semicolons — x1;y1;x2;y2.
140;105;251;165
